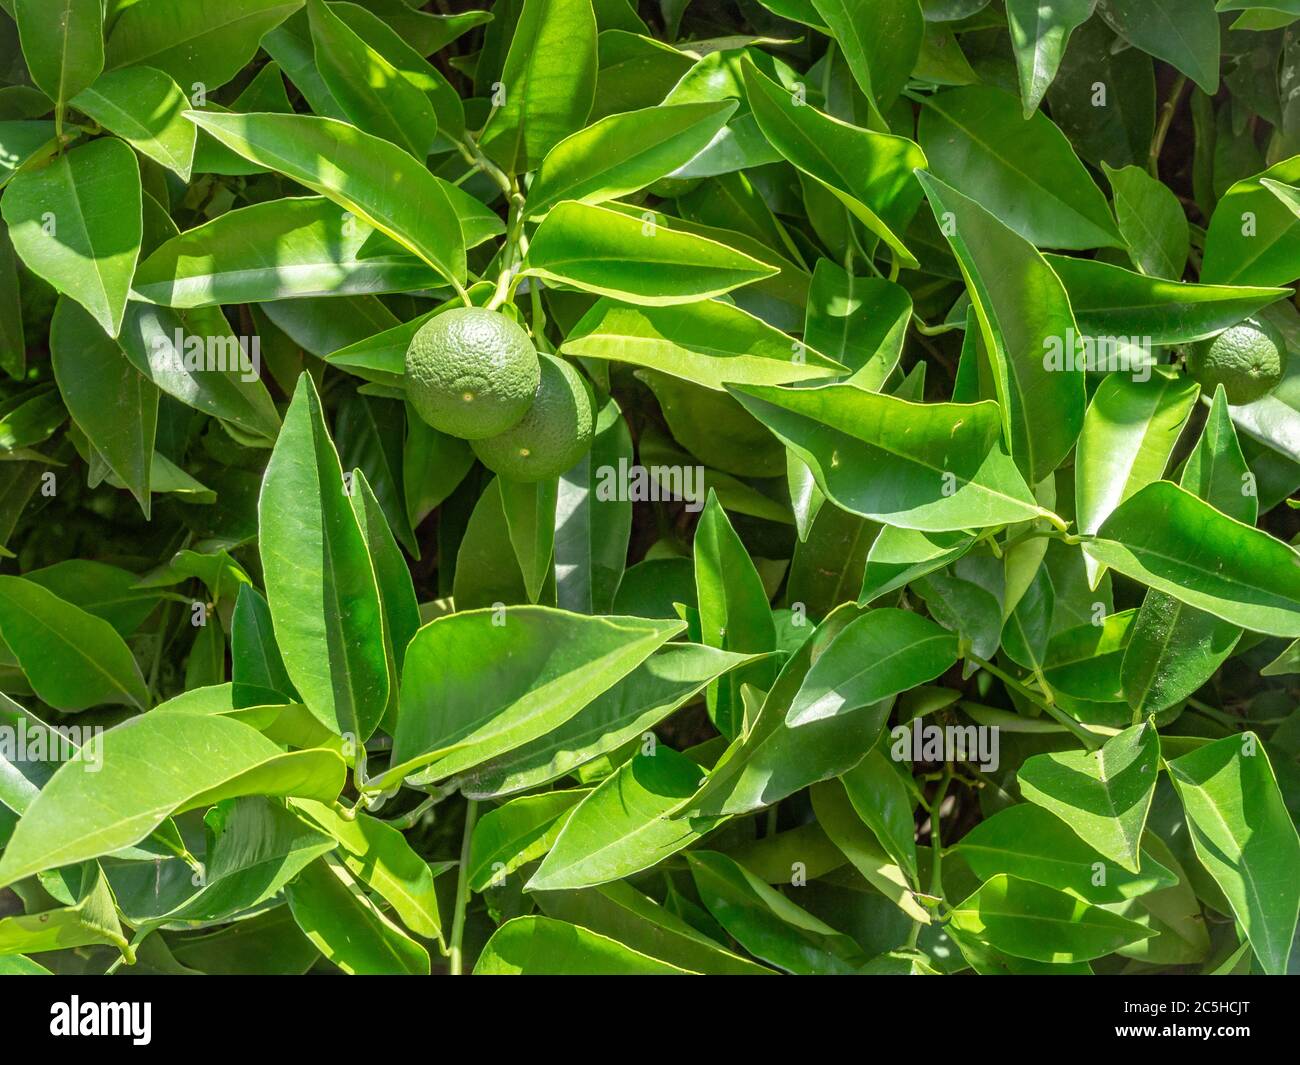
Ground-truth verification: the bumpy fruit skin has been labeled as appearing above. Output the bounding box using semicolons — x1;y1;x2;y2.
472;354;595;481
1187;316;1289;406
405;308;540;439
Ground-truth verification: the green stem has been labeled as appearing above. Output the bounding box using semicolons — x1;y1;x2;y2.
966;653;1102;750
911;315;964;337
1148;75;1188;178
448;799;479;975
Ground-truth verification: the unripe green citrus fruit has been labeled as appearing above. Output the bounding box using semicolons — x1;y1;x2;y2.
405;307;540;439
1187;316;1288;406
471;354;595;481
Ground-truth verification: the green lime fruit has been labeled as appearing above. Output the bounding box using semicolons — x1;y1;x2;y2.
1187;316;1288;406
471;354;595;482
405;307;540;439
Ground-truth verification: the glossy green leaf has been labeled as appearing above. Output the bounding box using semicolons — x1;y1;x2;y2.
1005;0;1093;117
524;200;777;305
917;171;1085;484
808;0;921;121
389;607;684;785
1103;162;1190;279
561;297;845;390
1097;0;1220;94
259;373;390;740
1167;733;1300;975
474;915;690;974
458;643;755;799
529;745;721;890
732;383;1049;531
0;575;148;712
1018;720;1161;872
1086;480;1300;636
950;874;1155;963
955;803;1179;904
919;86;1122;249
285;856;429;974
1201;156;1300;286
467;788;587;892
686;849;868;974
1047;254;1289;344
185;110;467;292
0;712;345;888
105;0;302;92
307;0;437;159
71;67;195;180
480;0;598;173
1;137;141;337
742;59;925;268
50;297;157;515
526;101;737;219
14;0;103;108
786;608;956;726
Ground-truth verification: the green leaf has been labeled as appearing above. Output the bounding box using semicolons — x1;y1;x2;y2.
529;745;721;890
840;743;919;885
389;607;684;785
808;0;921;122
1167;733;1300;975
524;200;777;305
731;383;1049;532
285;856;429;974
458;643;755;799
810;778;930;922
535;880;775;974
259;373;390;740
1202;156;1300;287
950;874;1155;963
23;560;161;637
0;575;148;712
105;0;303;92
526;100;737;219
1121;388;1254;713
306;0;437;160
184;110;467;293
682;608;894;817
1097;0;1220;94
499;475;558;604
1047;254;1289;345
741;58;925;268
116;303;280;445
1103;162;1191;279
14;0;103;109
480;0;598;173
71;67;196;180
0;863;126;956
686;849;868;974
554;397;632;615
1018;720;1161;873
695;490;777;738
1005;0;1093;117
955;804;1179;904
1086;480;1300;637
231;586;298;707
50;297;157;515
134;196;440;307
560;297;846;390
467;788;587;891
1;137;141;337
917;171;1085;484
918;86;1122;249
291;799;442;942
0;712;345;888
474;915;690;974
786;608;956;726
1075;370;1200;581
804;263;910;391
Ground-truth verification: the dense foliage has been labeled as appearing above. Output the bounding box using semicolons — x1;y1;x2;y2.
0;0;1298;977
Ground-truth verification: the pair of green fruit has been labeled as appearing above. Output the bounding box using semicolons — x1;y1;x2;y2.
405;308;594;482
